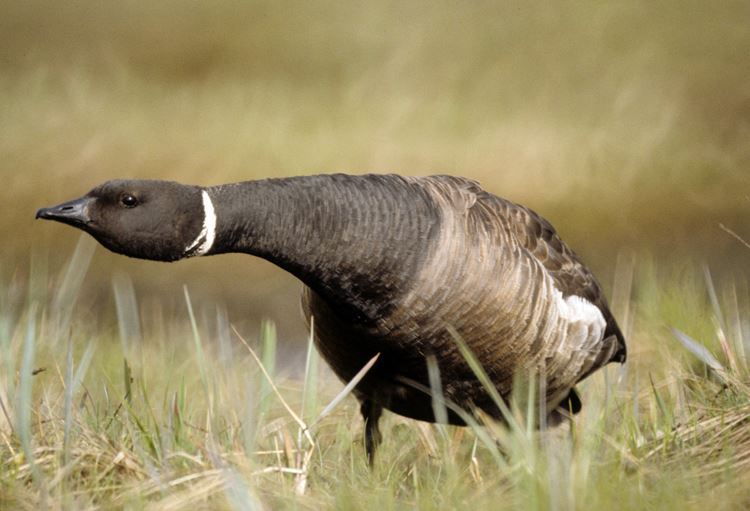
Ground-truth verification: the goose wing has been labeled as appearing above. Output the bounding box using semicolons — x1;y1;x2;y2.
424;175;627;369
498;198;626;365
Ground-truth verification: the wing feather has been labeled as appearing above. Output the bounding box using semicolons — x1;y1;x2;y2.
425;175;626;365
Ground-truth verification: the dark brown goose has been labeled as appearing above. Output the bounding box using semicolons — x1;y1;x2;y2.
36;174;626;461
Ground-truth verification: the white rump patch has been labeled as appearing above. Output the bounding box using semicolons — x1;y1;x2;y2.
553;289;606;353
184;190;217;257
554;291;605;327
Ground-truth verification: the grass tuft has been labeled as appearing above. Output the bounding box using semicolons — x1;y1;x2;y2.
1;254;749;509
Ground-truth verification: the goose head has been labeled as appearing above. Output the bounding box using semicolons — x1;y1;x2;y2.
36;179;210;262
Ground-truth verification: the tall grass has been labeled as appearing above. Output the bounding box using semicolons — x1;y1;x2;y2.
0;239;748;509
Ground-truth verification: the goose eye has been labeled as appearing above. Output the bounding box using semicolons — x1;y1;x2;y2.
120;194;138;208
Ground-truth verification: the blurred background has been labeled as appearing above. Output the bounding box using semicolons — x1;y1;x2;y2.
1;0;748;350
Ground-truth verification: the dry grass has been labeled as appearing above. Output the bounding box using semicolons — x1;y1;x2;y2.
3;1;749;267
0;239;749;509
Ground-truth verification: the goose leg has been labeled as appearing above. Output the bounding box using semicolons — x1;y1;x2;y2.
360;399;383;466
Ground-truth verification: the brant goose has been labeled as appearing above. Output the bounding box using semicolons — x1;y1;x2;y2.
37;174;626;461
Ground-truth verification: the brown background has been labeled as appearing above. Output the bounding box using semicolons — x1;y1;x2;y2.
2;0;748;350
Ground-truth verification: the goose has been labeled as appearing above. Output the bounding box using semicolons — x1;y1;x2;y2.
36;174;626;462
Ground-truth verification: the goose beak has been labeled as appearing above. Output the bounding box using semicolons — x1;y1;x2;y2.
36;196;94;227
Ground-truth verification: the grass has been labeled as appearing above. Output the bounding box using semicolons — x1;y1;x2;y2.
0;238;749;510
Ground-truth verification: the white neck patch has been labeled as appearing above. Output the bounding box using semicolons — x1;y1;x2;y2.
184;190;217;257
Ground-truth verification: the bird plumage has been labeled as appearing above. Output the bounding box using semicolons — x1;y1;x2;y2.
36;173;626;463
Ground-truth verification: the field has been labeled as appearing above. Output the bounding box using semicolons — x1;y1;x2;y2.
1;1;749;509
1;240;750;510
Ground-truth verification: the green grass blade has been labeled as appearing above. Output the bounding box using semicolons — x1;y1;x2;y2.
63;338;95;466
448;325;520;432
222;467;263;511
51;235;95;342
113;274;142;357
311;353;380;429
216;305;233;367
63;335;74;466
17;303;42;488
426;354;449;426
184;285;211;410
258;319;277;421
395;374;507;467
672;327;729;383
300;317;320;421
